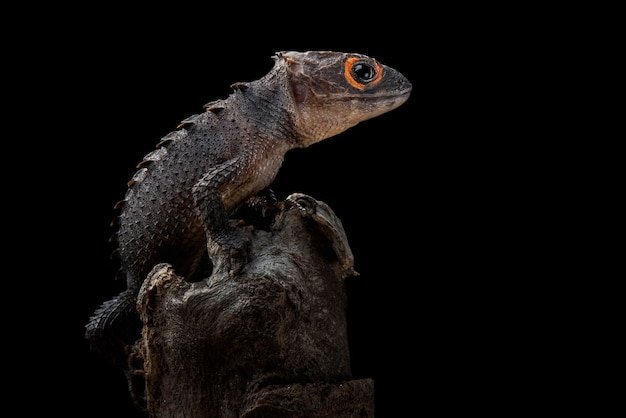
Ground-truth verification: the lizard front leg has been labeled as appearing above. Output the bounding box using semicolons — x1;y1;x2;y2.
192;158;252;273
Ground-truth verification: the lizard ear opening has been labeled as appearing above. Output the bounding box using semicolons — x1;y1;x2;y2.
290;81;308;104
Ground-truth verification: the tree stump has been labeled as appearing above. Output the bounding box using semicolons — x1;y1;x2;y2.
134;193;374;417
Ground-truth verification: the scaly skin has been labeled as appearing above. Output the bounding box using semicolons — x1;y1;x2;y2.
85;50;411;408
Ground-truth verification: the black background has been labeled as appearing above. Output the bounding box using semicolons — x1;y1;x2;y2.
71;43;432;416
12;7;577;417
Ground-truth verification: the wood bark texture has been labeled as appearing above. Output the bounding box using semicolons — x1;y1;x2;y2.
133;193;374;417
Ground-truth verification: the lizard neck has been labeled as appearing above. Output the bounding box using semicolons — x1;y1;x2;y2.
227;77;302;149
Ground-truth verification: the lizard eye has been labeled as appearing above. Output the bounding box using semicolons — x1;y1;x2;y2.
344;57;383;89
351;62;377;83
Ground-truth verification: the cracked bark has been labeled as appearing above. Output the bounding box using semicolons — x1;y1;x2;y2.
132;193;374;417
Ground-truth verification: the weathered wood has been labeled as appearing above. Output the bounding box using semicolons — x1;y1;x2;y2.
134;193;374;417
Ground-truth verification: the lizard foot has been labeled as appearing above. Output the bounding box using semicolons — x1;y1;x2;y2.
285;192;318;215
238;188;280;231
125;343;148;414
246;187;277;208
284;193;358;277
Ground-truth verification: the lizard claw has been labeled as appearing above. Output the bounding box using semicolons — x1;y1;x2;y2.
285;193;318;215
245;188;278;216
284;193;358;277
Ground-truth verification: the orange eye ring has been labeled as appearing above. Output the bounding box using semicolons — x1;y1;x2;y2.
344;57;383;89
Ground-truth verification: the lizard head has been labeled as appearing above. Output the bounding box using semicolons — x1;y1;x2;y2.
274;50;412;147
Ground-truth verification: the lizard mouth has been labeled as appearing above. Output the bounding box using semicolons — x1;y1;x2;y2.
354;88;412;108
342;83;412;101
339;89;412;102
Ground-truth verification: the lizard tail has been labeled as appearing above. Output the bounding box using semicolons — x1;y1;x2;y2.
85;289;142;366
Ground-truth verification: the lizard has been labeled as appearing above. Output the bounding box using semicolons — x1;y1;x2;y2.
85;50;412;410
